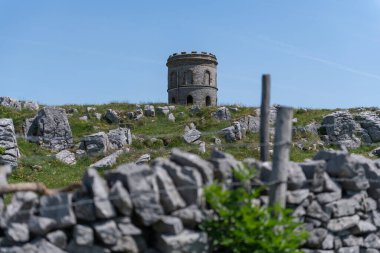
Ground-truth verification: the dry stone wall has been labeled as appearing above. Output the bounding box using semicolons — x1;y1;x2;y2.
2;147;380;252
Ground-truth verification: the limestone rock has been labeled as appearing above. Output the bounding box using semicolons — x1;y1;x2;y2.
79;132;111;156
168;113;175;122
82;168;115;219
73;224;94;246
136;154;151;164
154;165;186;213
21;100;39;110
319;111;361;148
220;121;245;142
305;228;328;249
0;119;20;167
105;163;163;226
355;111;380;143
153;216;184;235
0;97;22;110
327;215;360;233
79;115;88;121
93;220;121;245
171;205;205;229
155;229;209;253
239;115;260;133
26;107;73;151
183;125;201;144
170;148;213;184
212;107;230;120
55;150;76;165
28;216;56;235
144;105;155;117
109;181;133;216
157;106;170;116
6;223;29;243
40;193;76;229
105;109;119;123
89;150;124;170
46;230;67;249
107;128;132;149
255;107;277;124
152;158;203;206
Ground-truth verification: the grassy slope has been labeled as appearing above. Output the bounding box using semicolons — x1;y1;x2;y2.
0;103;375;188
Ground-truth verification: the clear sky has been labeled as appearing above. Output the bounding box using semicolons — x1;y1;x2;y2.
1;0;380;108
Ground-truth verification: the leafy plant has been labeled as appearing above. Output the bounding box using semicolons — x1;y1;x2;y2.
202;171;308;253
0;146;5;155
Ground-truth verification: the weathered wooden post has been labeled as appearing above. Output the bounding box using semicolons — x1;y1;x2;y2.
268;106;293;208
260;74;270;161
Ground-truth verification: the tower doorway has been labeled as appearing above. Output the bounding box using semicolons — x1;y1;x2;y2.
205;96;211;106
187;95;193;105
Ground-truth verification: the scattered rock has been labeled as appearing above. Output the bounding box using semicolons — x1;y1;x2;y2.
319;111;361;148
25;107;73;151
157;106;170;116
136;154;151;164
0;97;22;110
144;105;155;117
211;107;230;120
79;116;88;121
79;132;111;156
55;150;76;165
89;150;125;170
107;128;132;149
0;119;20;167
94;112;102;120
168;113;175;122
220;121;245;142
105;109;119;123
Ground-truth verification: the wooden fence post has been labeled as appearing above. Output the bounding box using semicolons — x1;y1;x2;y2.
269;106;293;208
260;74;270;161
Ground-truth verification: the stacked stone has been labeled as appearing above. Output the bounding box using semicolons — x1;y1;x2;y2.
0;148;225;252
267;149;380;253
3;147;380;252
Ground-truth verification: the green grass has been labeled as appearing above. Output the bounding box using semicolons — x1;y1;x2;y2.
1;102;378;188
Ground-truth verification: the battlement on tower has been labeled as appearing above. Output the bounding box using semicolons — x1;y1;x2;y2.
167;51;217;66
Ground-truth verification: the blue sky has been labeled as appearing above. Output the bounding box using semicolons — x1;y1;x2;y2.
1;0;380;108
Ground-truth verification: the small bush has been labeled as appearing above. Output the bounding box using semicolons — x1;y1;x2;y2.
0;146;5;155
202;172;307;253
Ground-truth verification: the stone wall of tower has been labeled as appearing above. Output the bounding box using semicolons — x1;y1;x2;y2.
167;52;218;106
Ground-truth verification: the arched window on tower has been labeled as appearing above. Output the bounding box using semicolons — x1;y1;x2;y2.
170;72;177;88
171;97;176;104
204;71;211;85
183;70;193;85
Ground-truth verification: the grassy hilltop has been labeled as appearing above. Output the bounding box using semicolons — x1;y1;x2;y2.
0;103;375;189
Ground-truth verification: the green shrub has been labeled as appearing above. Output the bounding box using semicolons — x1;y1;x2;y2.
202;174;307;253
0;146;5;155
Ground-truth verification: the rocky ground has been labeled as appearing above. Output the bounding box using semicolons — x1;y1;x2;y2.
1;96;380;189
2;97;380;252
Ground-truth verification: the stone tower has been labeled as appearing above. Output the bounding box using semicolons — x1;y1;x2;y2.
167;51;218;106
